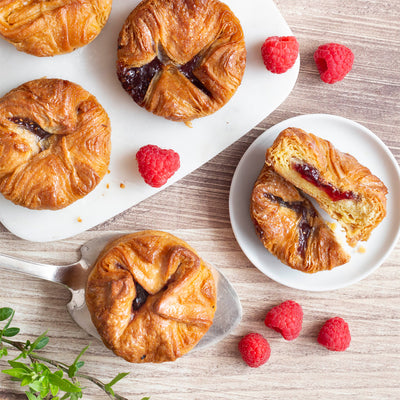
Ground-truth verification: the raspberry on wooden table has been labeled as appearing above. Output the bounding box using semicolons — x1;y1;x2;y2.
314;43;354;83
261;36;299;74
264;300;303;341
136;144;180;188
238;333;271;368
317;317;351;351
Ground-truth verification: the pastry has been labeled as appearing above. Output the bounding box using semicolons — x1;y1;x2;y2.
116;0;246;122
251;164;350;273
85;230;217;363
0;78;111;210
0;0;112;57
266;127;388;247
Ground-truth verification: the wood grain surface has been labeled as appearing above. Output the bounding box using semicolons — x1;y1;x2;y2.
1;0;399;399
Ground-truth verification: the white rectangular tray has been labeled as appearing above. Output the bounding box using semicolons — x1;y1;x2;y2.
0;0;299;242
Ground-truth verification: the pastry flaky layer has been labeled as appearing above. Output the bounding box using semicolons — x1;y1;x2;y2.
0;78;111;210
266;127;388;247
0;0;112;56
251;164;350;273
86;230;217;363
117;0;246;122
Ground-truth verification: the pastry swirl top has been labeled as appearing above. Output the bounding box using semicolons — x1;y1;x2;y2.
0;0;112;56
85;230;217;363
117;0;246;122
0;78;111;210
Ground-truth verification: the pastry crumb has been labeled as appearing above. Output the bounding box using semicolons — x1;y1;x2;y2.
120;183;126;189
106;183;110;189
358;246;366;254
77;217;82;223
184;121;193;128
107;169;111;174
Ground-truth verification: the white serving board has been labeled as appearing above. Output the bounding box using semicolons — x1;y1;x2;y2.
0;0;299;242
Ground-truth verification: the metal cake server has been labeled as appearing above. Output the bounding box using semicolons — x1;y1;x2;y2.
0;233;242;351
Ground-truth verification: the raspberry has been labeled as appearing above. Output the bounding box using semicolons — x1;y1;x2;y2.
136;144;180;188
313;43;354;84
317;317;351;351
261;36;299;74
264;300;303;341
238;333;271;367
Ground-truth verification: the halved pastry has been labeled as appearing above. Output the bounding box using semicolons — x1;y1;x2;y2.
116;0;246;122
250;164;350;273
266;127;388;247
85;230;217;363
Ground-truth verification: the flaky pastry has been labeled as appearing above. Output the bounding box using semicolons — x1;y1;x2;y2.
117;0;246;122
0;78;111;210
251;164;350;273
266;127;388;247
85;230;217;363
0;0;112;56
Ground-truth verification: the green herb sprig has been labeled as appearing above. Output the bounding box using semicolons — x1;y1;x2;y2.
0;307;149;400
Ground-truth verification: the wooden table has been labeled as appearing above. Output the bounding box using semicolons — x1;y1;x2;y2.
1;0;399;399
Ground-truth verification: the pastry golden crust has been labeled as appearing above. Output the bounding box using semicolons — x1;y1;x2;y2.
0;0;112;57
85;230;217;363
0;78;111;210
251;164;350;273
116;0;246;122
266;127;388;247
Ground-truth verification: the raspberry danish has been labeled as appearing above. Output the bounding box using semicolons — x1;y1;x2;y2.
0;78;111;210
0;0;112;56
116;0;246;122
251;164;350;273
85;230;217;363
266;127;387;247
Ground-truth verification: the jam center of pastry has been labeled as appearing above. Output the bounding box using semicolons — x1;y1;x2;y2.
132;281;149;311
293;161;358;201
9;117;52;151
117;45;211;105
264;193;315;256
117;57;164;105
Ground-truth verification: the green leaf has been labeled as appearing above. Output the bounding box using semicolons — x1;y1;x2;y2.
68;346;88;378
106;372;130;388
2;367;30;380
50;382;60;397
8;360;32;372
0;347;8;358
141;397;151;400
2;327;20;337
31;332;49;351
48;373;82;393
0;307;13;321
25;391;38;400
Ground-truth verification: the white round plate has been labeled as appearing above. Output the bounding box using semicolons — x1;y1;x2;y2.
229;114;400;291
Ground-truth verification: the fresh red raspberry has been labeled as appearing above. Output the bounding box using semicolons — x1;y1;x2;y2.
261;36;299;74
136;144;180;188
317;317;351;351
313;43;354;84
238;333;271;367
264;300;303;341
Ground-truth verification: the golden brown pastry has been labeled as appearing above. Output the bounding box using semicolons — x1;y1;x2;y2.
266;127;388;247
116;0;246;122
251;164;350;273
0;0;112;57
85;230;217;363
0;78;111;210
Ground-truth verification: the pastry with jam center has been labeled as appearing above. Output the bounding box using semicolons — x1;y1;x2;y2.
251;164;350;273
266;127;388;247
0;0;112;56
116;0;246;122
0;78;111;210
85;230;217;363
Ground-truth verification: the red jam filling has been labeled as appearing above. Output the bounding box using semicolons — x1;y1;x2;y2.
293;161;358;201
